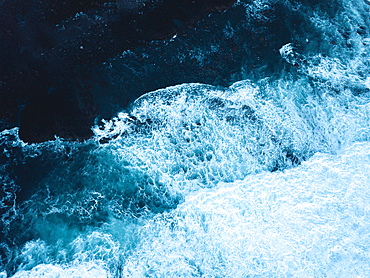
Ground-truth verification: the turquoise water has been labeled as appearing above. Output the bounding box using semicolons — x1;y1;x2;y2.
2;0;370;277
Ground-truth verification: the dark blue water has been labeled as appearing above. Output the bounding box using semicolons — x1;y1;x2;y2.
2;0;370;277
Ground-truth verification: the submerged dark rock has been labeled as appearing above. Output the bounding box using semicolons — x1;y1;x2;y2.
0;0;236;143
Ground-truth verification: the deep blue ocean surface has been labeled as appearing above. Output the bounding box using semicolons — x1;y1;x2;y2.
2;0;370;277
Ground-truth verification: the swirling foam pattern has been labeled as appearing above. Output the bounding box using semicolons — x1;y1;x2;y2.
3;0;370;276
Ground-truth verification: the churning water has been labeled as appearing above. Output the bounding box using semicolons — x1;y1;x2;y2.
2;0;370;277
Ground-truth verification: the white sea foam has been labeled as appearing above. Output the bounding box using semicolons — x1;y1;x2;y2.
93;71;370;201
5;0;370;277
17;71;369;276
11;262;109;278
7;54;370;278
9;141;370;277
117;141;370;277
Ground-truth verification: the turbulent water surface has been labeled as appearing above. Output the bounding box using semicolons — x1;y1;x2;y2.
2;0;370;277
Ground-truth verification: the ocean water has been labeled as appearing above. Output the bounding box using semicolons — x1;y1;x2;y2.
2;0;370;277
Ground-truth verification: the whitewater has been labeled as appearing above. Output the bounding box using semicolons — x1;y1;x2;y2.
1;0;370;277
